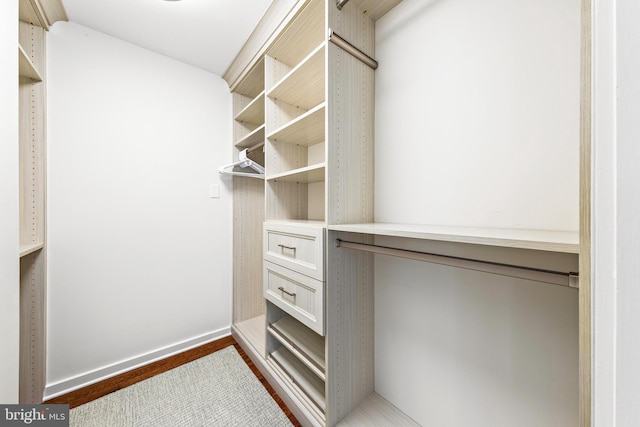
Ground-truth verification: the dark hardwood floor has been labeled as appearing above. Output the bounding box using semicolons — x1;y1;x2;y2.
44;336;301;426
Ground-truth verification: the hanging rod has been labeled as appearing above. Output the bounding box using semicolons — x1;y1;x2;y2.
246;140;265;154
328;29;378;70
336;0;351;10
336;239;579;289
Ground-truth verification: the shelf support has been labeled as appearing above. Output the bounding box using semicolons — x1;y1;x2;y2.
336;239;579;288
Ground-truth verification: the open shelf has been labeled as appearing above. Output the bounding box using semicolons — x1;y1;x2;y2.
235;314;266;355
270;347;326;414
235;91;265;125
267;163;325;184
337;393;420;427
18;44;42;81
268;103;325;146
268;43;325;110
19;242;44;258
267;0;325;67
268;316;326;380
234;57;265;99
234;124;265;149
328;223;580;253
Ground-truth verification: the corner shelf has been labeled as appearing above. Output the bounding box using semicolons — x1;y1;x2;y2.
328;223;580;253
18;44;42;81
267;163;326;184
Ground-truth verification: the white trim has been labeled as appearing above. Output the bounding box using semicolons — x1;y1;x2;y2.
43;327;231;400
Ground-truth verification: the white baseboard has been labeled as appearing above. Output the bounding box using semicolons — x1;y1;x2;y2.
43;327;231;401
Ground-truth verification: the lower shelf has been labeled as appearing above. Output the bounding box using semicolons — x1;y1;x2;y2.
269;347;326;419
336;393;420;427
235;315;265;355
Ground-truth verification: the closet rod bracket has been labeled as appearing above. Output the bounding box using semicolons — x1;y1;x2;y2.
569;273;580;289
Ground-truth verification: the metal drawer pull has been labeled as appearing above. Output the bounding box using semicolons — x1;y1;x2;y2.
278;244;296;252
278;286;296;297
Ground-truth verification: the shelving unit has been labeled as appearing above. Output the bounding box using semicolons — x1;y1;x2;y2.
17;0;67;404
224;0;589;425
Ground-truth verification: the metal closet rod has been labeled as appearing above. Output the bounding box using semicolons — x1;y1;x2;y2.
328;29;378;70
246;140;264;154
336;0;351;10
336;239;579;289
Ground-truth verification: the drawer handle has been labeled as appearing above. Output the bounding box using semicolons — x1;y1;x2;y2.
278;286;296;298
278;244;297;252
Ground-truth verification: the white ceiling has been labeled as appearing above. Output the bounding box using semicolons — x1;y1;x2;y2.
61;0;272;77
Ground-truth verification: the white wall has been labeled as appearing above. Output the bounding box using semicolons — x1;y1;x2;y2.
45;22;233;397
615;0;640;424
0;0;20;404
374;0;581;425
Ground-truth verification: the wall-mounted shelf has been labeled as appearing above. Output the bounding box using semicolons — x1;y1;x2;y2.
268;103;325;146
234;124;265;149
267;163;326;183
268;44;325;110
18;44;42;81
328;223;580;253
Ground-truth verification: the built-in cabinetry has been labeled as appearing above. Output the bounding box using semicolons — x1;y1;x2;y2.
223;0;591;425
17;0;66;404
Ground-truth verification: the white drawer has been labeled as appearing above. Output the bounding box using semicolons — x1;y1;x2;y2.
264;261;325;336
264;222;325;281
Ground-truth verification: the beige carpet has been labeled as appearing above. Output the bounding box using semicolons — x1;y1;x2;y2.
70;346;293;427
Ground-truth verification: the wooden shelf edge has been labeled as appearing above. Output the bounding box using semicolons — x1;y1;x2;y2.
18;44;43;81
328;223;580;254
235;91;265;125
268;318;326;379
267;43;326;104
267;163;326;183
19;242;44;258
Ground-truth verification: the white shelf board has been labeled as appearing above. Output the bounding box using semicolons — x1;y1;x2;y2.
268;43;325;110
19;242;44;258
235;314;266;355
328;223;580;253
269;316;326;379
337;393;420;426
267;163;325;184
268;103;325;146
270;347;326;412
235;91;265;125
234;124;265;149
18;44;42;81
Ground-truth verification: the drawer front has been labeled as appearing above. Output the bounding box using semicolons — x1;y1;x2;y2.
264;223;325;280
264;261;325;336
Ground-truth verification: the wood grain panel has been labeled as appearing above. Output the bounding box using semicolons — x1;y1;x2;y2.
579;0;592;424
326;42;375;225
233;177;266;323
326;231;374;425
19;251;46;404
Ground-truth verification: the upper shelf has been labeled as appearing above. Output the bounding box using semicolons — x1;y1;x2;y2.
268;43;325;110
328;223;580;253
18;44;42;81
235;91;265;126
268;103;325;146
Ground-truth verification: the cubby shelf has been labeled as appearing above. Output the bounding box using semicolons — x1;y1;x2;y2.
268;316;326;380
235;91;265;125
268;43;325;110
328;223;580;253
267;163;325;183
19;242;44;258
268;103;325;146
18;44;42;81
234;124;265;149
